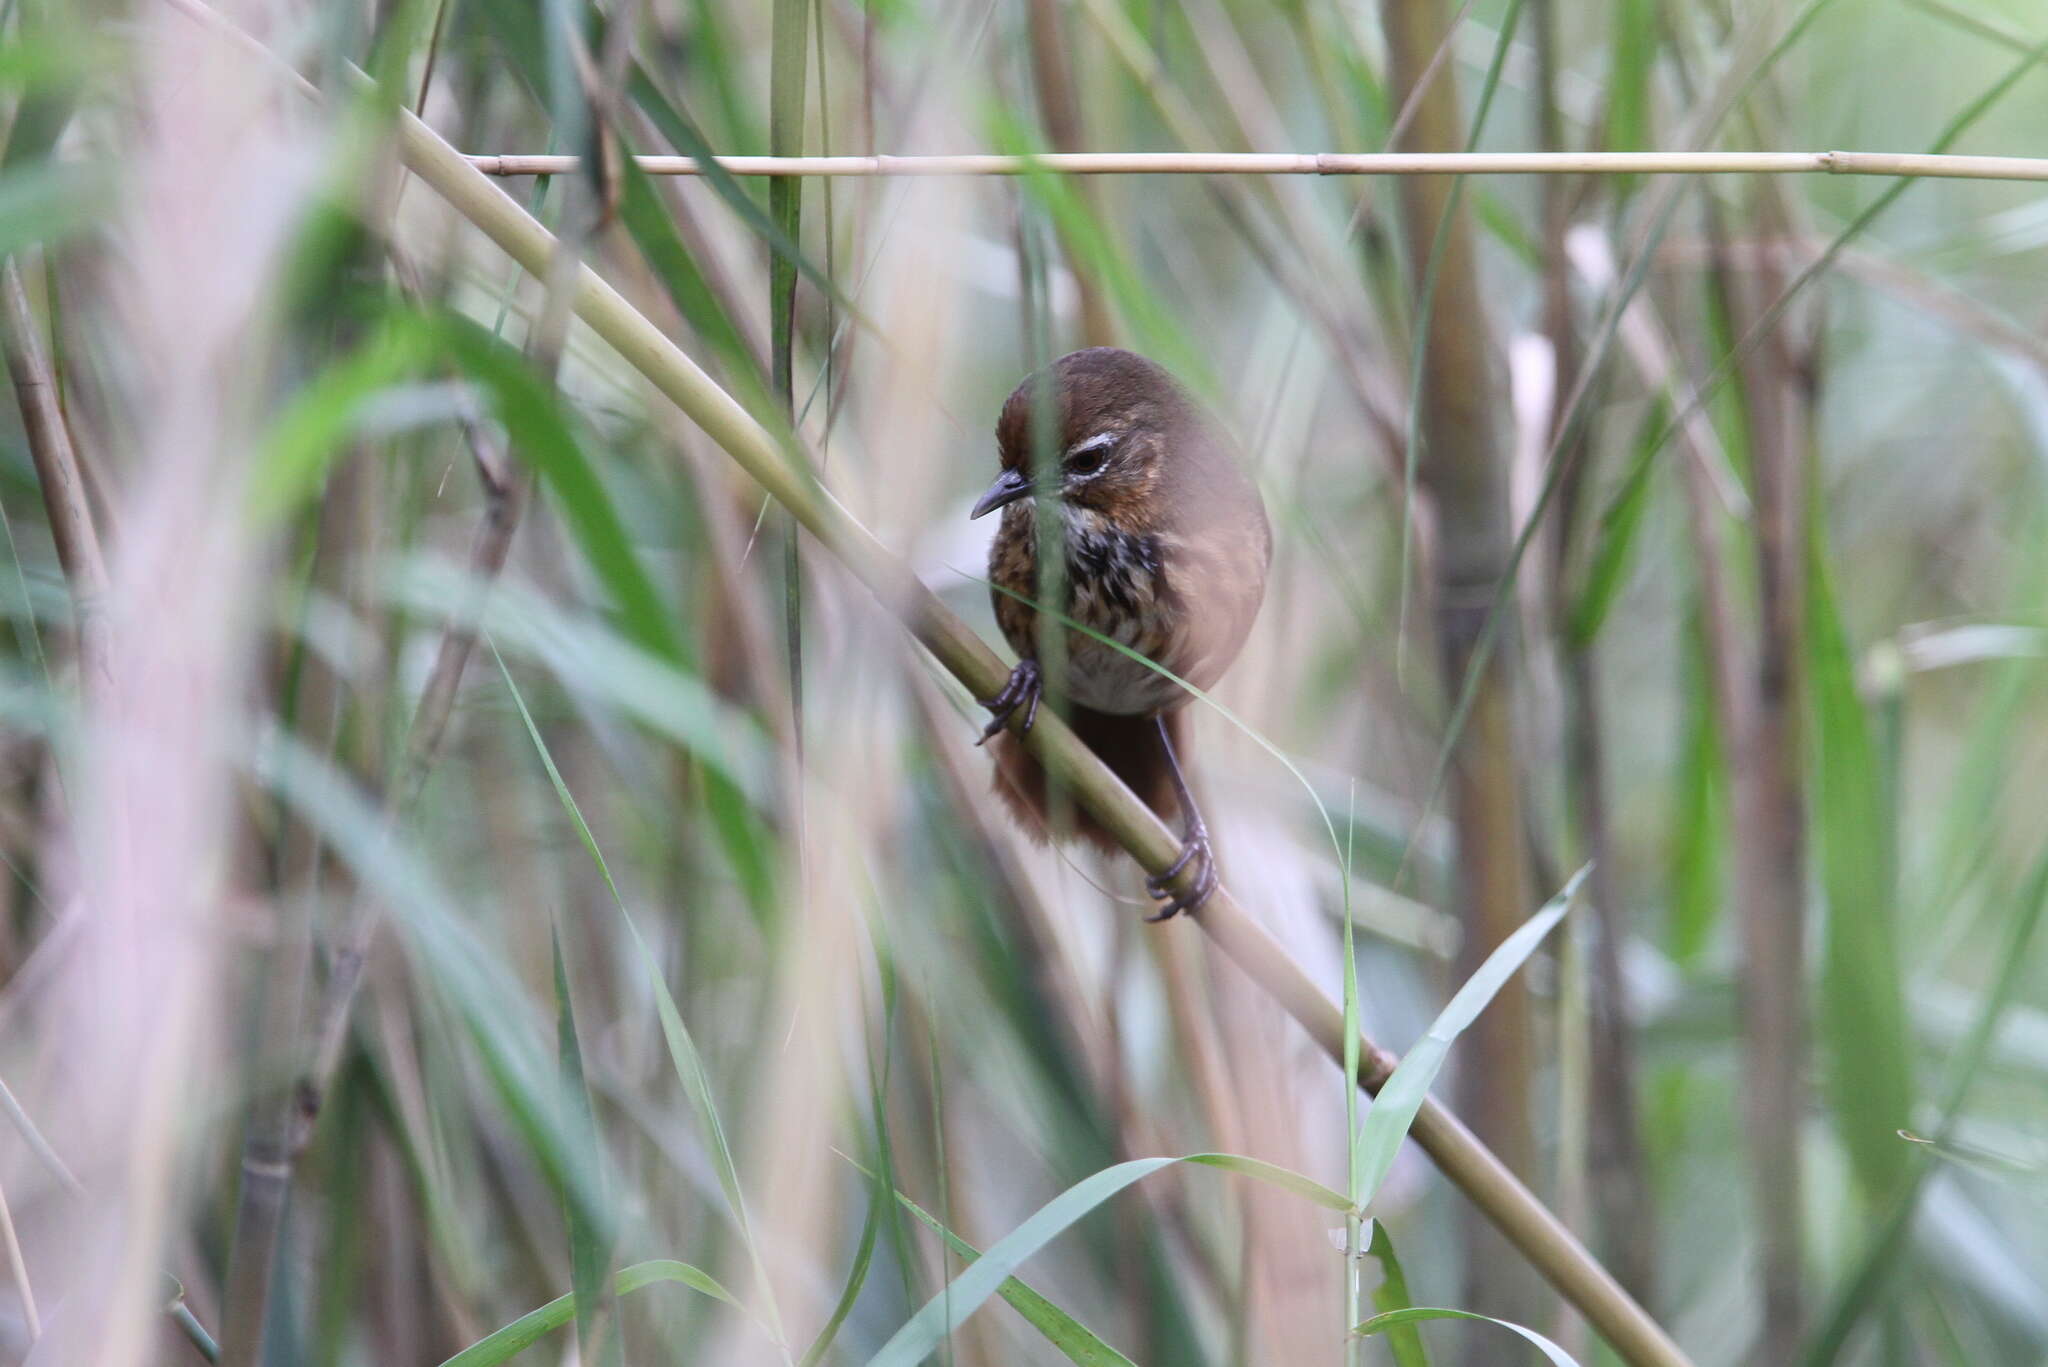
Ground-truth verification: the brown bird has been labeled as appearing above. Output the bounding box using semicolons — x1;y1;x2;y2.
971;347;1271;918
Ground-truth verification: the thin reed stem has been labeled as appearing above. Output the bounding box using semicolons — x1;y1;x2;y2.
463;149;2048;180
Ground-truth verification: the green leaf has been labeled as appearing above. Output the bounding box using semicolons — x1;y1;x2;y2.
795;1162;885;1367
1605;0;1656;161
890;1186;1138;1367
627;67;868;326
494;649;792;1352
1352;1307;1580;1366
1667;606;1725;966
553;933;620;1367
256;308;685;666
0;161;108;257
768;0;811;403
864;1153;1349;1367
1807;526;1914;1204
613;145;767;410
256;731;612;1270
1567;401;1661;646
1803;814;2048;1364
424;311;685;664
989;104;1206;390
436;1260;735;1367
395;567;769;808
251;317;434;521
768;0;808;810
1366;1223;1431;1367
1353;869;1585;1211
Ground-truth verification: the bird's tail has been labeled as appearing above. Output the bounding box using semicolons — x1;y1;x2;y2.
991;705;1184;852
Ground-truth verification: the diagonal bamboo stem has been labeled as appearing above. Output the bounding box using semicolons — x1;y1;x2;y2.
462;148;2048;181
392;103;1695;1367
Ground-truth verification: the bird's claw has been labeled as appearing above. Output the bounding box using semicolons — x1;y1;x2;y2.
978;658;1043;744
1145;819;1217;920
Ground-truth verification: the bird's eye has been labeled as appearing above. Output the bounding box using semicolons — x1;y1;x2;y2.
1064;433;1117;476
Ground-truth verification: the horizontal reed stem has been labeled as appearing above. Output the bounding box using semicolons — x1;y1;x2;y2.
466;148;2048;181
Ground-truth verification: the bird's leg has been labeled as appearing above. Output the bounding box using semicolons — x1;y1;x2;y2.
977;657;1043;743
1145;715;1217;920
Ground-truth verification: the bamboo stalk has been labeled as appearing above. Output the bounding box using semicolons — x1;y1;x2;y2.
392;102;1695;1367
464;149;2048;180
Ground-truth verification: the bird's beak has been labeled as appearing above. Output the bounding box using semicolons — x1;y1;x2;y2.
970;467;1034;520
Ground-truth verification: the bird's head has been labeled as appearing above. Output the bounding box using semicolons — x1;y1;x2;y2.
972;348;1204;529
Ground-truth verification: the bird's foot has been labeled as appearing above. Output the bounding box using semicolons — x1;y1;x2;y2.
977;658;1043;744
1145;815;1217;920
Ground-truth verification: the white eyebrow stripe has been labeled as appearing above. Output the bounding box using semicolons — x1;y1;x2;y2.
1064;431;1118;462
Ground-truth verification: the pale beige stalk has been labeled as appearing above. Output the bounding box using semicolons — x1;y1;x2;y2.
465;149;2048;180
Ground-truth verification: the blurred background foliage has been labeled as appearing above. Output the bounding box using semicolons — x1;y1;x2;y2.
0;0;2046;1364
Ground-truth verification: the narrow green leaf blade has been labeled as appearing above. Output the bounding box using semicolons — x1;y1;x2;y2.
553;933;619;1367
1366;1223;1431;1367
1353;1307;1581;1366
425;311;685;664
864;1151;1350;1367
1807;528;1914;1203
1354;868;1586;1209
436;1260;734;1367
891;1187;1138;1367
1568;402;1661;646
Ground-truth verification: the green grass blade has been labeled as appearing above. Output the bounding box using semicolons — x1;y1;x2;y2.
864;1153;1350;1367
256;306;686;665
990;106;1206;391
552;933;621;1367
493;650;789;1353
1344;780;1364;1364
249;314;432;520
424;310;684;663
768;0;808;393
604;26;869;327
1565;400;1661;647
0;161;107;257
256;731;611;1262
889;1185;1138;1367
1803;845;2048;1364
392;567;769;806
769;0;808;773
1604;0;1655;191
1807;523;1914;1204
613;145;768;407
1366;1222;1432;1367
1352;1307;1580;1366
1668;607;1726;966
436;1260;735;1367
1353;868;1586;1210
794;1163;884;1367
